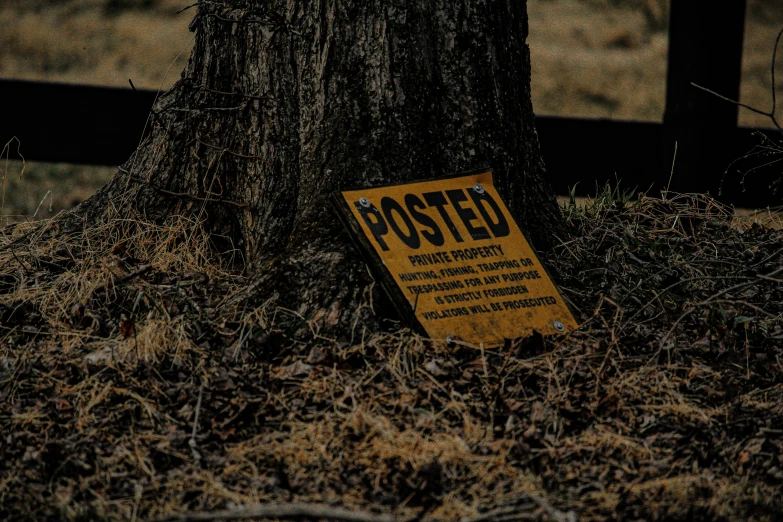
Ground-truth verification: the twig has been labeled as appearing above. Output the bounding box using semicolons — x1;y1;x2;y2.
196;84;275;102
200;12;302;35
153;503;399;522
459;505;533;522
770;26;783;125
707;299;778;319
91;264;152;297
651;265;783;363
758;273;783;284
169;106;246;113
707;266;783;302
10;247;31;272
0;222;46;254
123;172;249;209
458;494;576;522
529;493;577;522
117;264;153;285
175;2;198;14
621;274;761;332
189;384;204;465
203;13;277;26
486;339;522;412
691;26;783;134
664;140;677;198
596;296;622;379
691;83;776;122
131;482;143;522
194;138;274;165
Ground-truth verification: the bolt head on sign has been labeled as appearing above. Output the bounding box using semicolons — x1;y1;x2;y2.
337;170;577;347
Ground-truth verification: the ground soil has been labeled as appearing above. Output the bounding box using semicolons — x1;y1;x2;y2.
1;2;783;521
1;191;781;521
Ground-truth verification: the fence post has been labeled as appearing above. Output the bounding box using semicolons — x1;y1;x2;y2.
663;0;747;197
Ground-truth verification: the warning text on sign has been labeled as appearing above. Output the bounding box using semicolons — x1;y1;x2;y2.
341;171;577;346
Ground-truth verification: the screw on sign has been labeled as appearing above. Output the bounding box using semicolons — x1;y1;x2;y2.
337;170;577;347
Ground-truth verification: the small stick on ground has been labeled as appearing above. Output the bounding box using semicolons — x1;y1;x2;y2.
188;383;204;465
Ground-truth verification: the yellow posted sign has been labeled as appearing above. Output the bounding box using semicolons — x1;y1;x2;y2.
338;171;577;347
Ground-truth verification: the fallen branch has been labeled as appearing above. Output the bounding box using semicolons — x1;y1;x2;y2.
153;503;399;522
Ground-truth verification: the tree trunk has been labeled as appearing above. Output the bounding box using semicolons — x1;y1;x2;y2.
74;0;564;333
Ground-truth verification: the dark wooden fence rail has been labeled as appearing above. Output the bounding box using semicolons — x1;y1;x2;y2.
1;0;780;208
1;79;156;166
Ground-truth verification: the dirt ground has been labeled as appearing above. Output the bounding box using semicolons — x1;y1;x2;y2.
1;0;783;222
1;3;783;522
1;189;782;522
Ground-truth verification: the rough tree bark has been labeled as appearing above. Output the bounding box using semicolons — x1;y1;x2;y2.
74;0;565;333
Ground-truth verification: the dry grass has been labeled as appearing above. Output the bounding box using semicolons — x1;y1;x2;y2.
558;197;783;230
1;189;782;521
1;0;780;122
529;0;783;126
528;0;670;122
0;155;114;226
733;206;783;229
0;0;193;90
